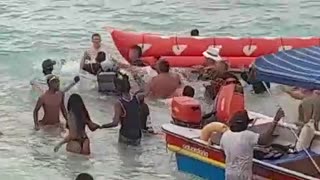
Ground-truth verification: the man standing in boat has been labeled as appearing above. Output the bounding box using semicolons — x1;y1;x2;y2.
219;109;284;180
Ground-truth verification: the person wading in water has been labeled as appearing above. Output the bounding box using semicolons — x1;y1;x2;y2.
100;74;142;145
54;94;100;155
33;75;68;130
144;59;182;99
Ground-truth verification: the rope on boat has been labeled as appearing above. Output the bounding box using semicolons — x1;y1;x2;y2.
262;82;320;174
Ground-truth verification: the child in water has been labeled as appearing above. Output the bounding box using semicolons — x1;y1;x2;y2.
54;93;100;155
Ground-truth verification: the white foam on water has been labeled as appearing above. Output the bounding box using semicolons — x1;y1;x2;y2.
60;60;80;75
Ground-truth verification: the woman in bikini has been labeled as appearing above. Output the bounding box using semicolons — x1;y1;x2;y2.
54;93;100;155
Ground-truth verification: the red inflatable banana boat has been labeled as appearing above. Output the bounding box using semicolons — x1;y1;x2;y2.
108;28;320;69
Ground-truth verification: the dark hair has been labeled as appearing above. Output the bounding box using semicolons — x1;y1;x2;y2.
190;29;199;36
229;110;250;132
96;51;106;63
43;68;53;76
115;74;131;93
131;45;142;57
158;59;170;73
91;33;101;40
67;94;90;135
75;173;94;180
183;85;195;97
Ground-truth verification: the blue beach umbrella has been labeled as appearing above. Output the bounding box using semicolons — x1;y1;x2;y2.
254;46;320;89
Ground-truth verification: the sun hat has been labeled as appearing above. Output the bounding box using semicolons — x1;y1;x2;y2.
203;47;223;62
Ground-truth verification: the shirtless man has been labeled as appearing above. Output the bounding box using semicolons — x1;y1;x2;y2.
144;59;182;99
33;75;68;130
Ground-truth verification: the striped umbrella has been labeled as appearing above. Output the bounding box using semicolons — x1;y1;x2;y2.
254;46;320;89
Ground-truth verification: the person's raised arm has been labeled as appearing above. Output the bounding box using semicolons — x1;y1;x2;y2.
258;108;284;145
33;96;44;131
100;102;122;129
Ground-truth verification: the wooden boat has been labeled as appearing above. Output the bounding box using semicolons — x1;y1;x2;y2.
108;28;320;69
162;111;320;180
162;46;320;179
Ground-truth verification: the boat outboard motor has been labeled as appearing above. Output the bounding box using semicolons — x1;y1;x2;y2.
171;96;202;129
97;60;122;95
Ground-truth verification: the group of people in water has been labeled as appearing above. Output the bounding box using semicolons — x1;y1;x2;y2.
31;31;320;180
33;31;242;154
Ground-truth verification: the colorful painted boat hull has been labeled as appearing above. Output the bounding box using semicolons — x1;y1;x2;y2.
163;123;318;180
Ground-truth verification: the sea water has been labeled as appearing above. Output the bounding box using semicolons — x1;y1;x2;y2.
0;0;319;179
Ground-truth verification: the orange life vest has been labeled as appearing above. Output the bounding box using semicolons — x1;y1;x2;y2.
171;96;202;128
215;83;245;123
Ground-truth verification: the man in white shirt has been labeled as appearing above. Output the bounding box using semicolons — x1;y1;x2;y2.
220;109;284;180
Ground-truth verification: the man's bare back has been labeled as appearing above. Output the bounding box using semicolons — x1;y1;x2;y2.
39;91;63;125
148;73;182;99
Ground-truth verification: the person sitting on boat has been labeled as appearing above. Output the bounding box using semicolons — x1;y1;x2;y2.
144;59;183;99
219;108;284;180
100;74;142;145
190;29;199;36
54;93;100;155
33;75;68;131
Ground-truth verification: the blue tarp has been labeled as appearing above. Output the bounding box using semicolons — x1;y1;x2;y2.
254;46;320;89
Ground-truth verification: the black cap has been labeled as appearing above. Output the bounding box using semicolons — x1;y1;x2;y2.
230;110;250;125
42;59;56;70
